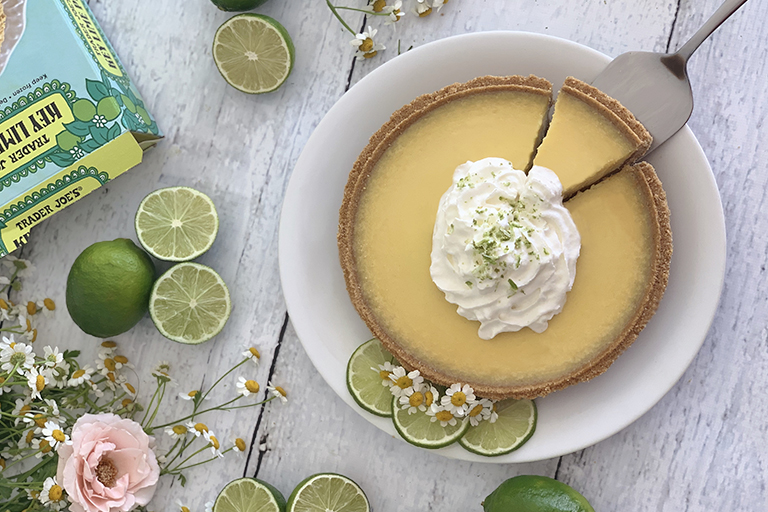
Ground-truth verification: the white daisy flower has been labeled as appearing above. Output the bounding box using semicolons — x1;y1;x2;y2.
242;346;261;366
40;476;66;510
41;421;71;450
203;430;224;458
232;436;247;458
40;298;56;318
236;376;260;397
179;390;199;401
0;339;34;373
266;381;288;403
373;361;397;387
43;398;61;420
17;428;35;450
90;381;104;398
350;26;386;59
388;366;423;397
0;294;14;321
384;0;405;23
176;500;192;512
413;0;433;17
467;398;495;426
431;0;448;12
12;398;32;425
165;424;188;440
42;360;70;389
42;346;63;367
206;501;215;512
186;421;210;437
398;384;428;414
31;437;55;458
441;383;476;417
26;367;45;399
151;361;175;384
68;365;94;387
2;255;35;278
426;403;458;427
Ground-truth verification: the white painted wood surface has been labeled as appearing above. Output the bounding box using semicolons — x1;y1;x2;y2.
14;0;768;510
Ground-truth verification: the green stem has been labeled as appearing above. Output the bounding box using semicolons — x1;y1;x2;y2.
326;0;357;34
153;396;244;430
144;381;166;430
334;6;388;15
165;444;208;474
140;382;162;426
199;358;248;403
169;448;234;473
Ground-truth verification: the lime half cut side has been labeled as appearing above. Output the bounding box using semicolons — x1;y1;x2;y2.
149;262;231;344
459;398;537;457
214;478;286;512
135;187;219;262
392;395;469;449
213;14;295;94
287;473;370;512
346;338;397;417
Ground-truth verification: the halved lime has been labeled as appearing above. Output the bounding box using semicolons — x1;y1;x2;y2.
391;395;469;449
346;338;396;417
135;187;219;262
214;478;286;512
149;263;231;344
287;473;369;512
459;399;537;457
213;14;295;94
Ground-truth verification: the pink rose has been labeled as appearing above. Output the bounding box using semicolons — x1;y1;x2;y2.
56;413;160;512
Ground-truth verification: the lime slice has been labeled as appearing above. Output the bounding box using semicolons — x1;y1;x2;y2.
391;395;469;449
149;262;231;344
346;338;396;417
214;478;286;512
287;473;369;512
459;399;537;457
135;187;219;262
213;14;295;94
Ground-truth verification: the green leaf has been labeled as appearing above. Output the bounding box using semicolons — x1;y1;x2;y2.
86;79;109;101
120;94;137;113
89;125;110;145
49;151;76;167
63;120;91;137
107;123;122;140
179;473;187;487
80;138;102;153
63;349;81;358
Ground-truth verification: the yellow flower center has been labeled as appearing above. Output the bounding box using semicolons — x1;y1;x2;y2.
249;347;260;358
209;435;220;450
468;404;484;417
124;383;136;394
9;352;25;365
72;369;86;379
49;484;63;502
40;439;51;453
359;37;374;53
372;0;386;12
36;374;45;391
274;386;287;397
43;298;56;311
52;430;66;443
187;390;198;397
104;358;117;371
29;329;37;343
419;7;433;17
101;341;117;348
235;438;246;451
114;355;128;364
172;425;187;435
34;414;46;428
25;430;34;443
20;404;31;414
0;458;4;469
121;398;133;408
379;370;391;381
26;302;37;315
395;375;413;389
0;376;4;385
245;380;260;394
409;391;424;407
435;410;453;422
106;372;116;383
194;423;209;433
492;403;498;412
450;391;466;407
25;318;32;332
424;390;434;407
0;298;8;310
182;507;191;512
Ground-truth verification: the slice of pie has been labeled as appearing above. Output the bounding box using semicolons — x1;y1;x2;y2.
338;75;672;399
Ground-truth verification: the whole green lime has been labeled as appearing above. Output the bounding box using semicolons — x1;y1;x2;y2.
66;239;156;338
97;97;122;121
72;99;97;122
483;476;595;512
56;131;82;151
211;0;269;12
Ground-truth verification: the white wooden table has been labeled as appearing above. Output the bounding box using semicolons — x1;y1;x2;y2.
18;1;768;510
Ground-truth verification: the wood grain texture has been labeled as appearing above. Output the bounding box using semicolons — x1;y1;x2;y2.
12;0;768;510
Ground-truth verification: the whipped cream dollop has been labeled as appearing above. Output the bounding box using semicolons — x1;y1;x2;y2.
430;157;581;339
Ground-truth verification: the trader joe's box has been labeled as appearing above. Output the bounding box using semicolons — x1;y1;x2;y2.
0;0;161;255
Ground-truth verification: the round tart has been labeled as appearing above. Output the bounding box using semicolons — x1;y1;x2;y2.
338;75;672;399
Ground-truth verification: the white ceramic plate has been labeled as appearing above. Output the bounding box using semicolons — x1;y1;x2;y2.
0;0;27;78
279;32;726;463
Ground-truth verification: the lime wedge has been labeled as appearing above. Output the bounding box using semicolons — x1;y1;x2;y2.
213;14;295;94
459;398;537;457
135;187;219;262
346;338;396;417
149;263;231;344
391;395;469;449
214;478;286;512
287;473;369;512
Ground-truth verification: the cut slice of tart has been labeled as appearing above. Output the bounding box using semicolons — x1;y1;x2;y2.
533;77;652;197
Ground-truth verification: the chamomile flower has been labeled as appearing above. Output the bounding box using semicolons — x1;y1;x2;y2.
206;501;215;512
179;390;199;401
203;430;224;458
3;255;35;278
432;0;449;12
42;360;70;389
42;346;63;367
467;398;495;426
414;0;432;17
68;365;94;386
0;338;34;373
373;361;397;386
398;384;428;414
12;398;32;425
97;353;118;375
41;421;71;450
26;367;45;399
384;1;405;23
242;347;261;366
267;382;288;403
441;383;476;417
43;398;61;420
32;437;54;458
426;403;458;427
121;381;137;397
152;361;175;384
186;421;209;437
350;26;386;60
232;436;247;458
176;500;192;512
165;425;188;440
0;294;14;321
388;366;423;397
40;477;66;510
17;428;35;450
236;376;260;397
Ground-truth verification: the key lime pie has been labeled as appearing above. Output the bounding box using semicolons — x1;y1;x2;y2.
338;75;672;399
